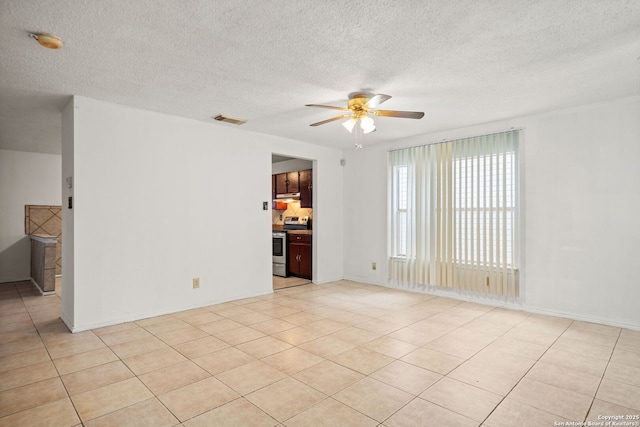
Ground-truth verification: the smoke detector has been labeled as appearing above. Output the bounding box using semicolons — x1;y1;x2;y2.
29;33;63;49
213;114;247;125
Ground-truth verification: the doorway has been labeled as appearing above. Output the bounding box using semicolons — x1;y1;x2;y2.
271;154;314;290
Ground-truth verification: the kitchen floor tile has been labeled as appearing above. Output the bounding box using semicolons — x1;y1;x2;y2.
298;335;356;358
214;325;266;346
122;347;186;375
539;348;609;378
585;398;640;423
507;378;592;420
83;398;178;427
610;347;640;369
245;377;325;422
370;360;442;395
151;325;209;345
158;377;239;422
0;360;58;392
97;327;153;346
0;398;80;427
0;347;50;373
61;360;134;395
180;311;224;326
330;347;394;375
525;361;601;396
484;397;568;427
424;329;497;359
197;318;244;335
448;360;522;396
481;336;548;360
271;326;326;346
604;362;640;387
52;347;119;376
235;336;292;359
0;378;68;418
420;377;502;422
285;397;378;427
215;360;287;395
46;334;106;360
138;360;210;395
250;318;297;335
550;336;614;361
172;335;229;359
294;360;365;395
361;336;418;358
384;397;477;427
192;347;256;375
596;378;640;411
261;347;324;375
333;377;413;422
182;398;277;427
386;326;443;346
400;347;466;375
107;335;168;359
70;377;153;422
328;326;382;345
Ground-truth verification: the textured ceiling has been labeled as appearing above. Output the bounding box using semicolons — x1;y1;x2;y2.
1;0;639;154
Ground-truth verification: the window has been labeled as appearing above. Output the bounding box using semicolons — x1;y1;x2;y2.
454;151;516;267
392;165;408;257
388;130;520;296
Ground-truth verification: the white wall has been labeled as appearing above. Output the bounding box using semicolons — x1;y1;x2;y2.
343;96;640;330
0;149;61;282
272;158;313;175
63;96;344;332
60;99;75;326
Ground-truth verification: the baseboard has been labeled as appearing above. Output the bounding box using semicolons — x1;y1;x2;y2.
30;278;56;296
67;288;275;333
343;276;640;332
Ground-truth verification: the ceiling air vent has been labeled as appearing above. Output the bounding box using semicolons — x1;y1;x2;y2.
213;114;247;125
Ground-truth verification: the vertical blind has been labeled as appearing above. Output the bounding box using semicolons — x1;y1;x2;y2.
388;130;520;296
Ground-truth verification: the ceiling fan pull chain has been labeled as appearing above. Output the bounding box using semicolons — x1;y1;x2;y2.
355;123;363;150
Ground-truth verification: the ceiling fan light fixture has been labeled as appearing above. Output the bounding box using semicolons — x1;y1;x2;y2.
360;115;376;134
342;117;357;133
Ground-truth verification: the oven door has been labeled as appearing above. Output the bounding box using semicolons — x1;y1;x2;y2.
272;232;286;264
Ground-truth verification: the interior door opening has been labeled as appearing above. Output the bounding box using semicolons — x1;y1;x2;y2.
271;154;315;290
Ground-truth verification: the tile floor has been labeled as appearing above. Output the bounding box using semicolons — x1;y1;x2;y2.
1;279;639;427
272;276;311;290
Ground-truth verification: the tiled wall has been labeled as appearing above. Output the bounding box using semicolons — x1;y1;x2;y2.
25;205;62;276
272;201;313;226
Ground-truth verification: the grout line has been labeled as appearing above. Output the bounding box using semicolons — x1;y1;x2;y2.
582;328;623;423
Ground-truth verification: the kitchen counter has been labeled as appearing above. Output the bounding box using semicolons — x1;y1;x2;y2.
286;229;312;235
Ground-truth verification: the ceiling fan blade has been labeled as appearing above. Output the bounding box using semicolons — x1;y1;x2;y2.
309;114;351;126
305;104;350;111
373;110;425;119
365;94;392;109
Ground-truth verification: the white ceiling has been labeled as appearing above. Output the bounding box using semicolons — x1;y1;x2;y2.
1;0;639;154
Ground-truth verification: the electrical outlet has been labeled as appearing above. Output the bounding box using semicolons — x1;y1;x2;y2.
372;262;377;270
193;278;200;289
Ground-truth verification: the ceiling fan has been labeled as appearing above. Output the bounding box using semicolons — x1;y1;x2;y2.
305;93;424;134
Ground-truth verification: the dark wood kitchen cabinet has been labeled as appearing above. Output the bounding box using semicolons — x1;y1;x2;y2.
289;234;312;279
275;171;300;195
299;169;312;208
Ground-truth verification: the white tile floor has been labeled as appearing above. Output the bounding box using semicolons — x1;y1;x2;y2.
1;279;639;426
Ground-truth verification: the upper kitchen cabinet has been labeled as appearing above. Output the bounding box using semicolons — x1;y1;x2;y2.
275;171;300;195
299;169;312;208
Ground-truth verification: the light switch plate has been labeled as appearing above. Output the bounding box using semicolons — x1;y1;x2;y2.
263;201;269;210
